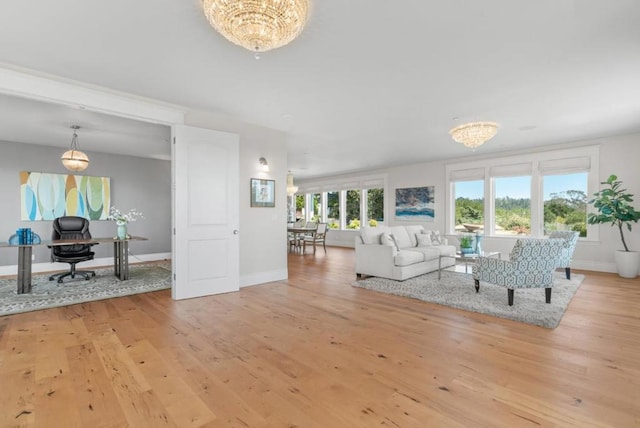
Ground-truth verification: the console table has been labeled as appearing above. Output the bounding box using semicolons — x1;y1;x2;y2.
1;236;147;294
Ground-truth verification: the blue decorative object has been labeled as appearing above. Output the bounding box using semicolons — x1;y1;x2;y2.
461;246;475;255
9;231;41;245
475;233;483;254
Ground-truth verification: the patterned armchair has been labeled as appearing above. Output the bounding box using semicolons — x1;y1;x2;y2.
549;231;579;279
472;238;566;306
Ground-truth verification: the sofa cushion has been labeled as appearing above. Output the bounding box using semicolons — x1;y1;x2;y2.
405;225;424;247
360;226;389;244
389;226;412;249
406;246;440;261
394;250;424;266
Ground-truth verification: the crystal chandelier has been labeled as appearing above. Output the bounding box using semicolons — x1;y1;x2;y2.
287;171;298;196
61;125;89;172
449;121;499;149
202;0;310;57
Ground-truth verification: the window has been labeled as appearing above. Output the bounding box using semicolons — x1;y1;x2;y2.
366;188;384;227
445;146;598;239
346;189;361;229
454;180;484;232
494;175;531;236
310;193;322;222
295;194;305;222
296;174;386;230
543;172;588;237
327;191;340;229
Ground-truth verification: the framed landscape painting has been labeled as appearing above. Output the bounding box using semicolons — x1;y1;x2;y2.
395;186;435;221
250;178;275;207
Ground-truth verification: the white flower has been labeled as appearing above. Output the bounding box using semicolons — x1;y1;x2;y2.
108;207;144;225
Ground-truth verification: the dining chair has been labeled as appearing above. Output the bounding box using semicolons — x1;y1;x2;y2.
288;231;301;253
288;221;307;253
302;222;328;254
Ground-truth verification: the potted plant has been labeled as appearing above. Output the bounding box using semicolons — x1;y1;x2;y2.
459;234;474;255
587;174;640;278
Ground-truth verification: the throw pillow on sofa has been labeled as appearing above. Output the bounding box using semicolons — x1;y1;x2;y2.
416;233;432;247
430;230;443;245
380;232;395;247
404;225;424;247
389;234;401;251
360;226;390;244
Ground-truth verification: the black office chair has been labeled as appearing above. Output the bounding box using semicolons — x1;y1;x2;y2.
49;216;98;283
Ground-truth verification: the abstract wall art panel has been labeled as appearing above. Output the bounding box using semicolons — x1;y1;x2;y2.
395;186;435;221
20;171;111;221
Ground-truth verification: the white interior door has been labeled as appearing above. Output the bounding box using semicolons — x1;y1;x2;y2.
172;125;239;300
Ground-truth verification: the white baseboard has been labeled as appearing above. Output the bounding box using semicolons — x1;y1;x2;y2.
0;252;171;276
571;260;617;274
240;269;288;288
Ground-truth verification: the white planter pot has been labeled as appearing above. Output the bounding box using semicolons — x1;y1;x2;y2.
614;250;640;278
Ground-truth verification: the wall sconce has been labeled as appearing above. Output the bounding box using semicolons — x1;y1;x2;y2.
258;157;270;172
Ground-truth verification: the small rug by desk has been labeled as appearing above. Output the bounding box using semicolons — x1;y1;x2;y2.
0;264;171;317
353;270;584;328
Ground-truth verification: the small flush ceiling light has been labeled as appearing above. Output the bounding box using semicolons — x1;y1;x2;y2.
61;125;89;172
287;171;298;196
449;121;499;150
259;157;270;172
201;0;310;59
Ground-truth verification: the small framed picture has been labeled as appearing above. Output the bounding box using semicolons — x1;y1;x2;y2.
250;178;275;207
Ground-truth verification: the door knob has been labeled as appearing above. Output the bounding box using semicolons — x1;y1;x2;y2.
233;230;239;235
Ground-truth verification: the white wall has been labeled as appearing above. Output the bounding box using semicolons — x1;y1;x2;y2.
298;133;640;273
577;134;640;270
184;110;289;287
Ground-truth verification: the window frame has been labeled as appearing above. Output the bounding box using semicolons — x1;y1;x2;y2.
295;174;387;231
445;146;599;240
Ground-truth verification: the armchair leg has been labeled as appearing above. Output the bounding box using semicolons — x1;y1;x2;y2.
508;289;514;306
565;267;571;280
545;287;552;304
474;279;480;293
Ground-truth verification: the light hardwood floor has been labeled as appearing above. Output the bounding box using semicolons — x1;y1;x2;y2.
1;247;639;427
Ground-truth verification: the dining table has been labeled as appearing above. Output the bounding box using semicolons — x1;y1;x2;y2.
287;226;317;253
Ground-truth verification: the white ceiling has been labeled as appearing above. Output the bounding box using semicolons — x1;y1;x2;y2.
0;94;172;160
0;0;639;179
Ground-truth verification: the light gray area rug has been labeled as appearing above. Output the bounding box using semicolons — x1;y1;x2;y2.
0;264;171;317
353;270;584;328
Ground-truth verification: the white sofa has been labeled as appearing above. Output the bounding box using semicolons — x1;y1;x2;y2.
355;225;456;281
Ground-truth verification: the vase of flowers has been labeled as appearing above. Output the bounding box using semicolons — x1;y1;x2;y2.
108;207;144;239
